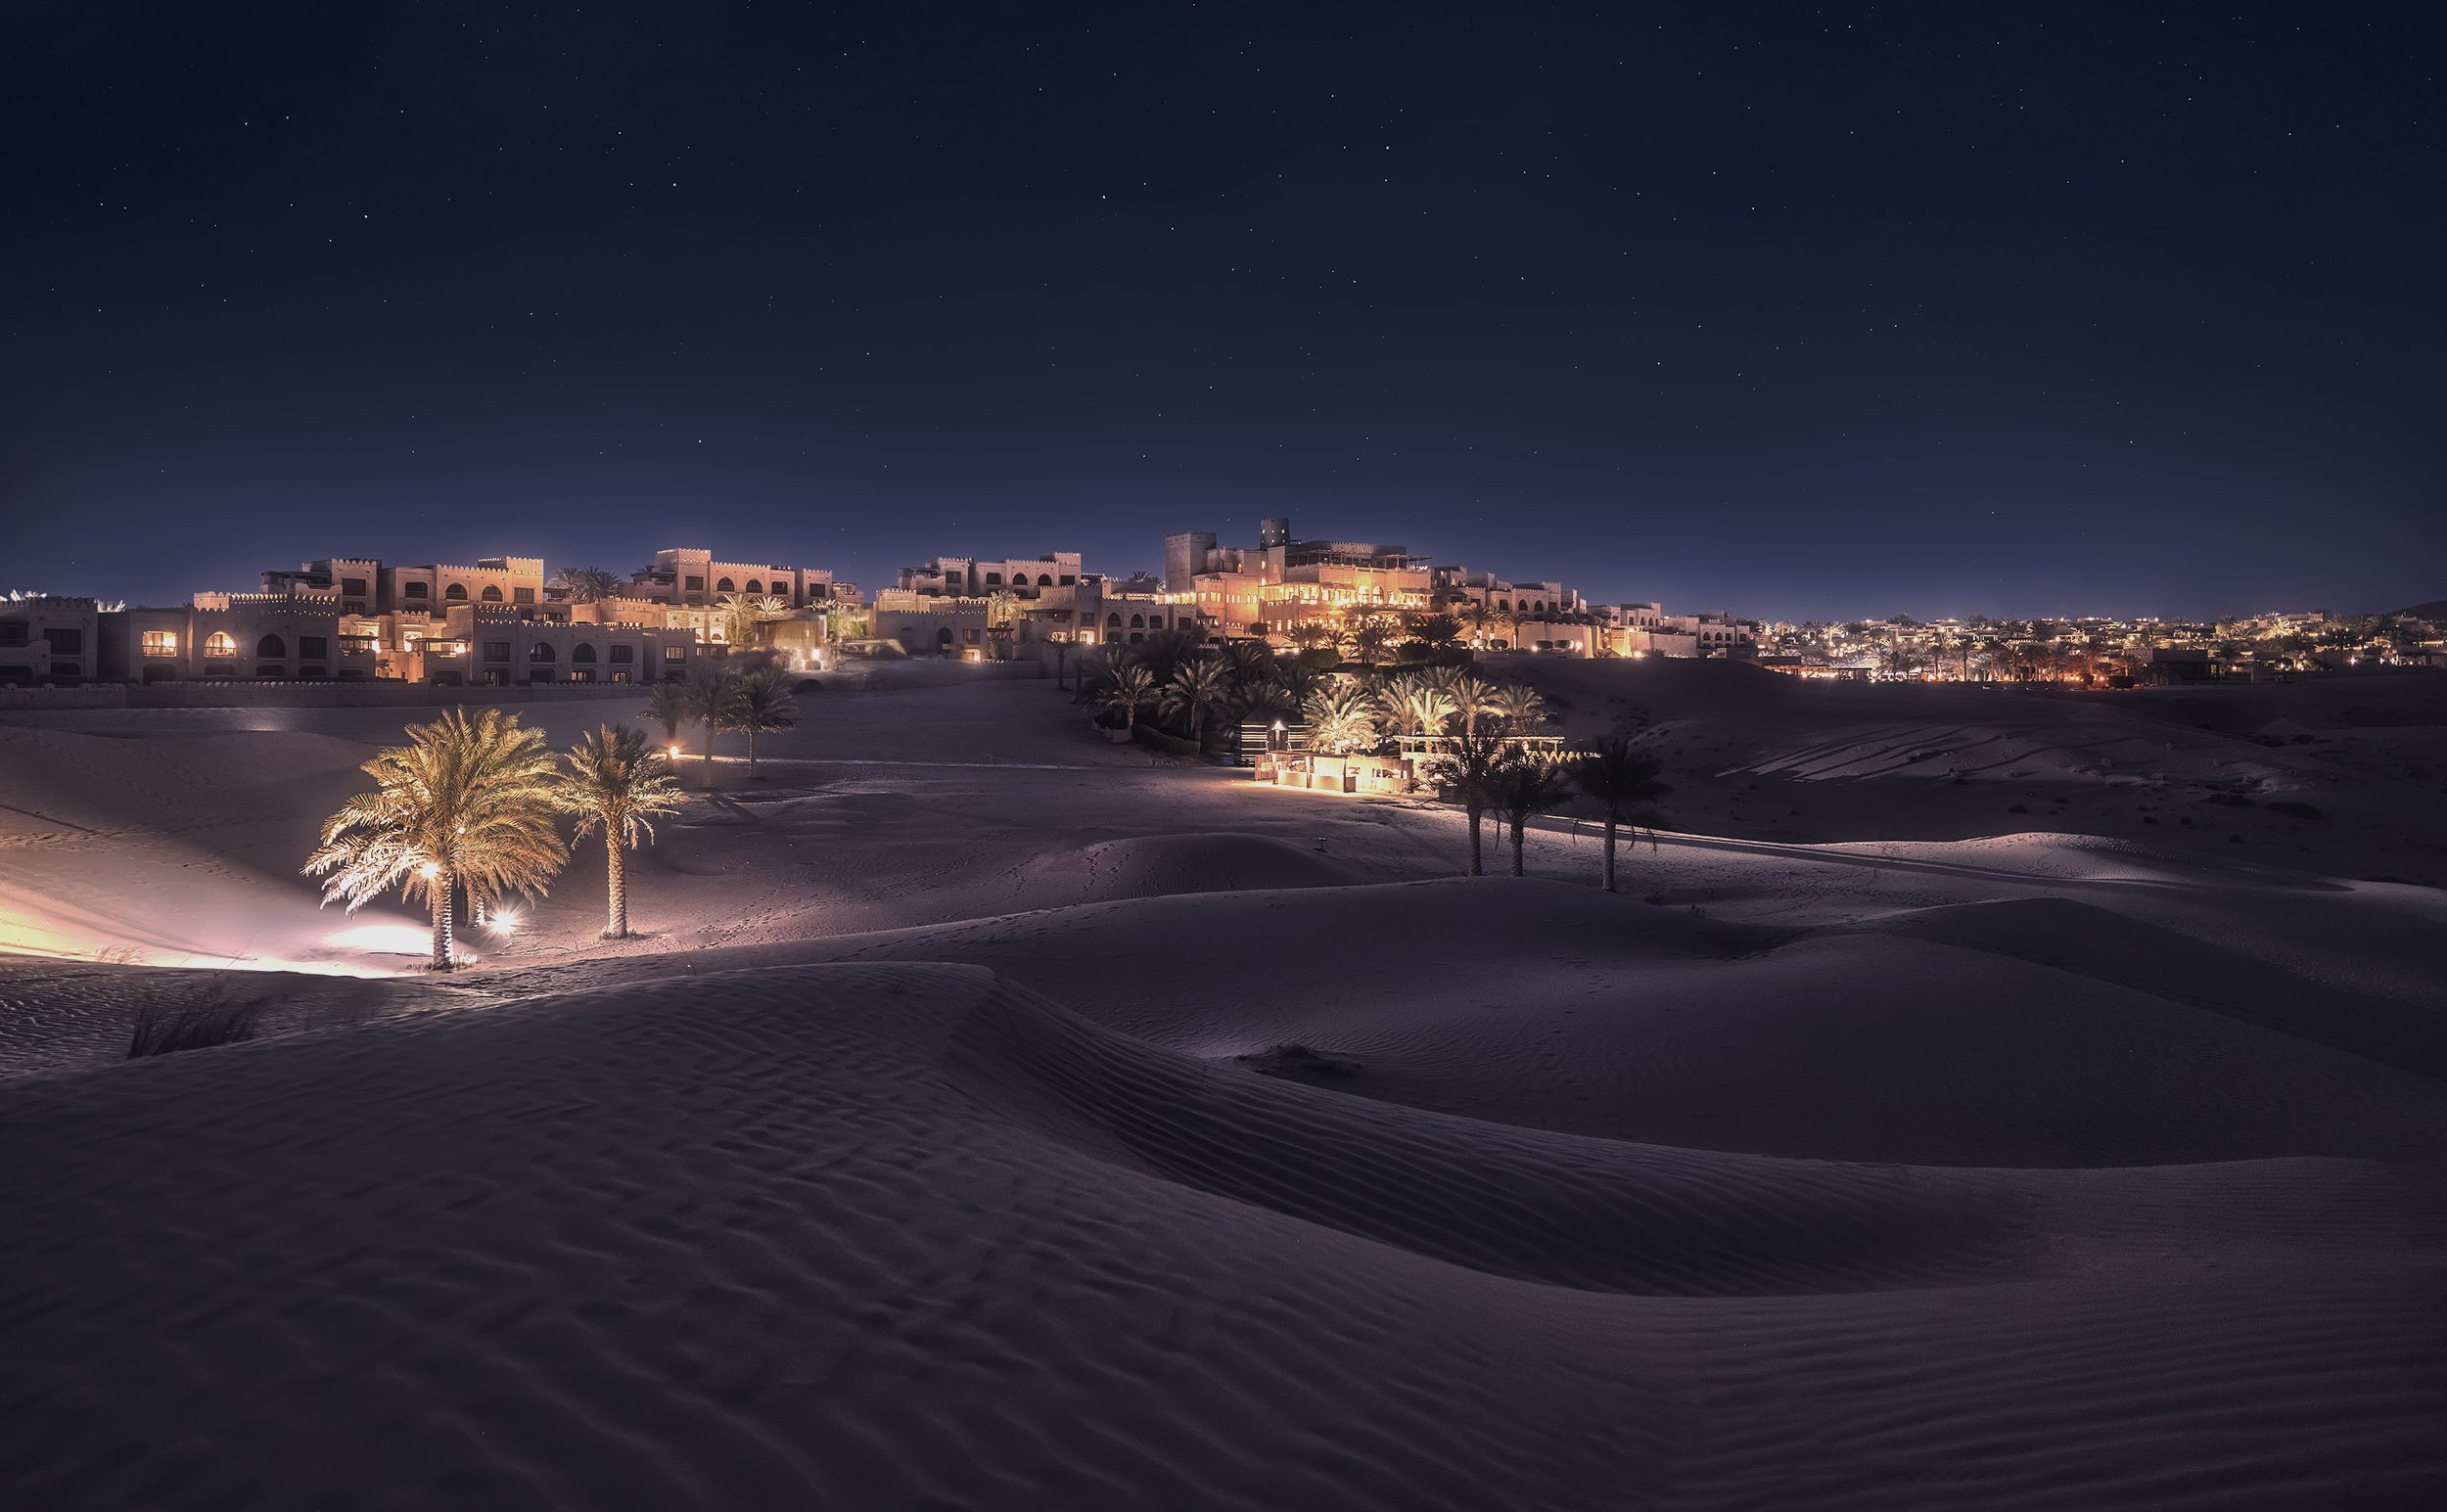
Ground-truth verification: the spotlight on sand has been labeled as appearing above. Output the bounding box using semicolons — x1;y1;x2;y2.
486;908;522;939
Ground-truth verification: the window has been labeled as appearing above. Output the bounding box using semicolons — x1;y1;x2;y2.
299;665;327;678
205;631;237;656
484;641;511;662
0;620;26;647
1038;573;1053;586
255;634;286;659
716;577;735;593
572;643;597;664
746;579;762;593
611;669;630;683
44;627;81;655
609;644;634;664
664;645;685;661
1060;574;1076;586
298;636;327;659
481;585;504;603
141;630;177;656
403;581;429;599
964;628;980;643
341;577;368;596
1106;613;1123;628
1129;614;1145;628
685;575;705;592
445;583;468;601
514;586;535;604
530;642;557;661
984;572;1002;586
255;665;285;679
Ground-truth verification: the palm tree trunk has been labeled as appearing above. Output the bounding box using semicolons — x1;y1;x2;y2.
1466;802;1484;876
748;727;758;772
1510;816;1526;876
1601;816;1618;893
430;871;454;970
604;829;627;939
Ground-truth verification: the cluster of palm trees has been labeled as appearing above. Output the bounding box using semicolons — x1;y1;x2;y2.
643;664;800;776
1424;732;1670;883
305;709;686;969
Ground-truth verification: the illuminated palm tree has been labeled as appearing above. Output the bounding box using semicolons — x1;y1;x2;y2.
716;592;788;650
1486;682;1547;733
1429;666;1502;736
1375;671;1457;737
1568;736;1671;893
729;665;800;771
1303;682;1380;756
1407;612;1463;658
985;588;1019;660
1096;664;1158;734
304;709;567;970
558;723;683;939
1160;657;1235;747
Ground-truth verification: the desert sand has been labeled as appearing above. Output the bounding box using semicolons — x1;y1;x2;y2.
4;663;2444;1509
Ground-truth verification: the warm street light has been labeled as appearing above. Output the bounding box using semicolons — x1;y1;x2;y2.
416;860;439;880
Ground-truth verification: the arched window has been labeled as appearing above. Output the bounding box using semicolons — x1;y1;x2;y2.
255;634;286;658
1038;573;1053;586
1106;613;1123;628
205;631;236;656
571;643;598;664
445;582;468;601
716;577;735;593
481;585;504;603
530;642;557;661
1129;614;1145;628
1497;598;1510;612
936;627;954;646
745;579;762;594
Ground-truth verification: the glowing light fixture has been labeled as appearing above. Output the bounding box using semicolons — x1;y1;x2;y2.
416;860;439;880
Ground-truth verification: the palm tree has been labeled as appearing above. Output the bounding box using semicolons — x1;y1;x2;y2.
684;668;747;777
1375;671;1457;737
1568;736;1671;893
716;592;787;650
1425;727;1506;876
1430;666;1502;736
644;678;690;753
1461;599;1515;651
1489;752;1575;877
1287;619;1334;655
1096;664;1158;734
1343;612;1395;670
304;709;567;970
1303;682;1381;756
1487;682;1547;733
559;723;683;939
1224;639;1276;694
985;588;1019;660
550;566;622;604
1160;657;1235;748
729;665;800;771
1406;612;1463;658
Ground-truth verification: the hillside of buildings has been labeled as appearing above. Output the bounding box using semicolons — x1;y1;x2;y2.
3;665;2444;1506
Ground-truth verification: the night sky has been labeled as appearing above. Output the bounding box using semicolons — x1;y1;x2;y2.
5;2;2440;621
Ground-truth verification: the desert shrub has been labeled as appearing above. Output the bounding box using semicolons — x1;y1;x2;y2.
128;985;267;1059
2266;800;2326;819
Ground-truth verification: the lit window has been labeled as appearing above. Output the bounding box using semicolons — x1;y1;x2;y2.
204;631;237;656
141;630;178;656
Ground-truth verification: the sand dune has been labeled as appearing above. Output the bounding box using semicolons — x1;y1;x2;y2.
5;963;2440;1510
5;673;2445;1506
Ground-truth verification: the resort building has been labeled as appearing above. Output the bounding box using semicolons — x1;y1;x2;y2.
101;586;369;683
897;553;1085;600
0;595;101;685
1173;517;1436;643
618;549;839;610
